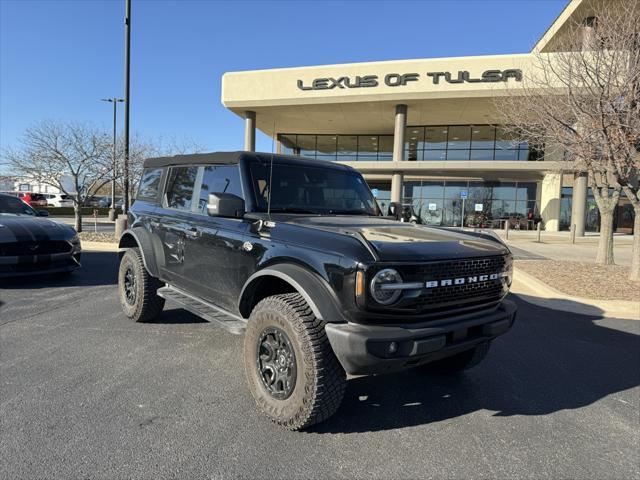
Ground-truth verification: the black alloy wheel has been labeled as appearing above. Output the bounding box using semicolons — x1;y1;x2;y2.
118;247;165;322
123;266;137;306
243;293;346;430
257;327;297;400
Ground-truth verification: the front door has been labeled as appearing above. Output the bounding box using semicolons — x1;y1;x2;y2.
186;164;253;313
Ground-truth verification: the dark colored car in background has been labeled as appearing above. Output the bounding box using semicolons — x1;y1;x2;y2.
0;193;81;278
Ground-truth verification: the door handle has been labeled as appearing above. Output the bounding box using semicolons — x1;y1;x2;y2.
166;225;200;237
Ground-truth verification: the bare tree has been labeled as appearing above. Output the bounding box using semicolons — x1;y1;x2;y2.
497;1;640;277
115;134;207;206
4;120;112;232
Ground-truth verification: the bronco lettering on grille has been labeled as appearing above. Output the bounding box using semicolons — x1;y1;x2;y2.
425;272;505;288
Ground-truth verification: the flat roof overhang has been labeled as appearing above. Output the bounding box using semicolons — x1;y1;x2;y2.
222;53;539;137
339;161;563;182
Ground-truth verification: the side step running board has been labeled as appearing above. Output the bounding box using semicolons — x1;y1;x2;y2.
157;285;246;334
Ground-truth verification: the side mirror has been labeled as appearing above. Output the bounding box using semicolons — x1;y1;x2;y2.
207;193;245;218
37;210;49;217
387;201;402;220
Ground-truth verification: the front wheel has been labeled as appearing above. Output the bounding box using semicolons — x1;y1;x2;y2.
243;293;346;430
118;248;165;322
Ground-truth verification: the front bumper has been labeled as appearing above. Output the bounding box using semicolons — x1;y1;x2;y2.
325;299;517;375
0;250;81;278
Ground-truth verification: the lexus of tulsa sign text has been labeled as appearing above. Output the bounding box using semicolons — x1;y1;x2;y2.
297;69;523;91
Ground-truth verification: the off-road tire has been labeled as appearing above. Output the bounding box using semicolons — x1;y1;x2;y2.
423;341;491;374
244;293;346;430
118;247;165;322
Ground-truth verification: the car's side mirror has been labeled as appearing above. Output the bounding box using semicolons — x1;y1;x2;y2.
36;210;49;217
387;201;401;220
207;193;245;218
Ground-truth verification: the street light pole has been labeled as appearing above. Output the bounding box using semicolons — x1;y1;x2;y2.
123;0;132;214
101;98;124;221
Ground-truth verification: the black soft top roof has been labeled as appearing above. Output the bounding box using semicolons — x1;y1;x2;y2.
143;151;354;172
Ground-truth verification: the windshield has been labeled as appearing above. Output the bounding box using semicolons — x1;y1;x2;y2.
0;196;37;216
249;162;380;216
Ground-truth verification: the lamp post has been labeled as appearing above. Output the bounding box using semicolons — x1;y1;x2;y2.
123;0;131;214
100;98;124;221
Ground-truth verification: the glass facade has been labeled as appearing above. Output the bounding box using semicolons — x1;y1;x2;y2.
403;180;539;228
279;125;543;162
558;187;634;233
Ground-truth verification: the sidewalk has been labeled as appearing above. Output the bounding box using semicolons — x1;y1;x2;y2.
81;241;120;252
499;231;633;265
511;268;639;320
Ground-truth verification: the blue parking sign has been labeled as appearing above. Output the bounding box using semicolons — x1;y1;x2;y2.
371;188;379;198
460;190;468;199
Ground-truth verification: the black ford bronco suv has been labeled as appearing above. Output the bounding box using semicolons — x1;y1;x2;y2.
118;152;516;430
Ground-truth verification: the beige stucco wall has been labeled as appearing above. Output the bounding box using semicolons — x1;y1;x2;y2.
222;54;536;110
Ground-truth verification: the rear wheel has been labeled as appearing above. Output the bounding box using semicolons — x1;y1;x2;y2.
423;342;491;374
118;248;165;322
244;293;346;430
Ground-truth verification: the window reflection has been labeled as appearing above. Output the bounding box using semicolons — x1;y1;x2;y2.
297;135;317;157
378;135;393;158
425;126;448;149
278;126;542;162
447;126;471;150
400;179;539;227
471;125;495;149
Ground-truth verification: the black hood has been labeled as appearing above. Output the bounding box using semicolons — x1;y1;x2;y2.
278;215;509;262
0;216;77;243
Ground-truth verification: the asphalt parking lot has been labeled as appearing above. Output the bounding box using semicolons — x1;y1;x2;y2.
1;252;638;479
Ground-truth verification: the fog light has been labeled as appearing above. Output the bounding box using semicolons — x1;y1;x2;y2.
388;342;398;355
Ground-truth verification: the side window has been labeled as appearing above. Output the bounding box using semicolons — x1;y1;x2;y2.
196;165;243;214
137;168;163;199
164;166;198;211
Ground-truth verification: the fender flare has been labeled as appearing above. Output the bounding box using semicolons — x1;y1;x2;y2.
118;227;160;277
239;263;347;323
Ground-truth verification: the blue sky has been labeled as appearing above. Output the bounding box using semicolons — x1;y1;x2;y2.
0;0;566;157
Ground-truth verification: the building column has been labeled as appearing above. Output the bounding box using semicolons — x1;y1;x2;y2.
571;172;588;236
244;110;256;152
391;172;403;205
540;172;562;231
391;104;407;203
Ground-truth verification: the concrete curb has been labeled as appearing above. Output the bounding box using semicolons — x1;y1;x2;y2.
511;268;639;320
81;241;120;252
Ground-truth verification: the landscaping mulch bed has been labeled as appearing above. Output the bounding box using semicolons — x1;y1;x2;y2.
515;260;640;302
78;232;117;243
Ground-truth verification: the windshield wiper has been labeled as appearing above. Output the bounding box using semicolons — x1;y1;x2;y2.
270;207;319;214
327;209;371;216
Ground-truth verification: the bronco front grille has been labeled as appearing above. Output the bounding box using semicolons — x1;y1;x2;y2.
391;255;511;314
0;241;72;256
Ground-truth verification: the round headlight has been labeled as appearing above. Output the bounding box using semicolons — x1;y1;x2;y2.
370;268;403;305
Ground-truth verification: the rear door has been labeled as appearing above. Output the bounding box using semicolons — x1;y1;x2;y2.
156;165;201;292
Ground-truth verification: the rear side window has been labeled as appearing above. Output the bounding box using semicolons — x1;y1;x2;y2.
164;166;198;211
138;168;163;200
196;165;243;214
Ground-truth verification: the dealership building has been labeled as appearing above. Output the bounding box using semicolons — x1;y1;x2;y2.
221;0;633;234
